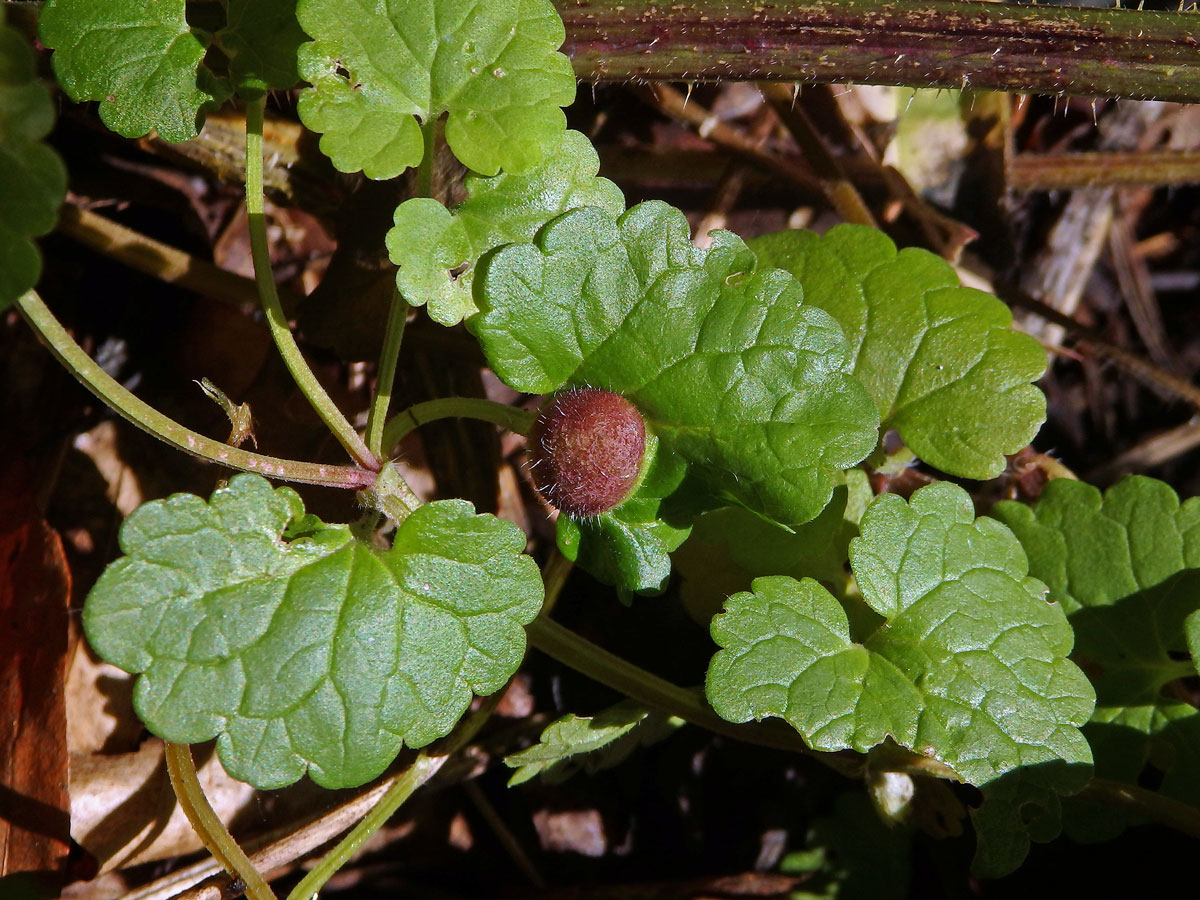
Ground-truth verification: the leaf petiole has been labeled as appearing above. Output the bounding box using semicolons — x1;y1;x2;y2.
1076;777;1200;842
164;743;277;900
284;537;570;900
285;753;447;900
364;290;407;460
285;686;506;900
382;397;538;455
363;117;433;460
524;615;862;778
16;290;374;489
244;95;379;471
416;117;436;200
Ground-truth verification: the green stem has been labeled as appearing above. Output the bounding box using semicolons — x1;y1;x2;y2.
164;743;277;900
1076;777;1200;842
382;398;538;457
363;118;437;467
524;615;862;777
558;0;1200;104
285;754;446;900
358;460;423;525
416;118;436;199
284;550;566;900
364;292;407;460
285;695;502;900
16;290;373;490
244;96;378;471
538;549;574;618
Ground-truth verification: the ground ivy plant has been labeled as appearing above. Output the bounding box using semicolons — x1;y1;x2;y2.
11;0;1199;895
85;475;542;789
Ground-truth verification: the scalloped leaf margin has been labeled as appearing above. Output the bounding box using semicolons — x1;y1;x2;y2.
994;475;1200;842
706;481;1095;876
387;129;623;325
473;201;881;531
84;474;544;789
0;9;67;308
749;225;1046;480
39;0;303;140
296;0;575;179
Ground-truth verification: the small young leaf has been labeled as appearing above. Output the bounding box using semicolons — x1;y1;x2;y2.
750;226;1046;480
707;482;1094;875
994;476;1200;837
504;700;682;786
0;11;67;308
296;0;575;179
84;474;543;789
787;792;912;900
708;575;923;752
39;0;230;142
474;202;880;527
388;130;623;325
219;0;306;96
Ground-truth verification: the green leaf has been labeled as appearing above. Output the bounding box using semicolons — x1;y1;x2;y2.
219;0;306;95
708;575;922;753
555;434;691;598
994;476;1200;837
474;202;881;526
969;766;1075;877
504;700;682;786
853;483;1094;875
39;0;230;142
388;129;623;325
707;482;1094;875
296;0;575;179
781;792;912;900
84;474;543;789
749;226;1046;480
674;472;872;626
39;0;302;135
0;11;67;309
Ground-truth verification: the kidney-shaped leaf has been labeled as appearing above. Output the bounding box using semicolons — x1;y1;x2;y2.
994;476;1200;839
388;129;623;325
850;484;1093;786
707;482;1094;875
296;0;575;179
0;13;67;309
474;202;880;527
750;226;1046;480
39;0;304;137
708;575;922;752
39;0;230;142
84;474;543;790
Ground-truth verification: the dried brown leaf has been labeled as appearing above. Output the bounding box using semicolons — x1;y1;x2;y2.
0;464;72;876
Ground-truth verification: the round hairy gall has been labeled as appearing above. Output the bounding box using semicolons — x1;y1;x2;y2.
529;388;647;517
